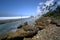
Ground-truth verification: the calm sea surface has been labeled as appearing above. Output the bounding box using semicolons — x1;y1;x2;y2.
0;18;36;34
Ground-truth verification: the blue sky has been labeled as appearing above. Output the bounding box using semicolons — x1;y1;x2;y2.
0;0;45;17
0;0;60;17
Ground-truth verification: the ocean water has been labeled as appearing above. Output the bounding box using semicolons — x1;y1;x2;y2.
0;18;35;34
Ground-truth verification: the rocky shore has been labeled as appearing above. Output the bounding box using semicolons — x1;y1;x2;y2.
0;17;60;40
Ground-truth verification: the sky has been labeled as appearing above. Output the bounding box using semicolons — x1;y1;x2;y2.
0;0;60;17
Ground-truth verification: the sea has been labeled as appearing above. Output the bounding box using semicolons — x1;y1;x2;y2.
0;18;36;34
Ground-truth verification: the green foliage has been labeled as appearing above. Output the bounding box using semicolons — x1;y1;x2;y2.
43;6;60;19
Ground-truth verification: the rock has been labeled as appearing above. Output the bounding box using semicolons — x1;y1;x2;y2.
1;37;24;40
17;25;23;29
0;25;38;40
51;18;60;27
24;38;33;40
56;21;60;27
51;19;57;24
35;17;52;26
23;22;28;26
17;22;28;29
32;24;60;40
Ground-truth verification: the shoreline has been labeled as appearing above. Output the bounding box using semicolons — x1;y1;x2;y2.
0;17;60;40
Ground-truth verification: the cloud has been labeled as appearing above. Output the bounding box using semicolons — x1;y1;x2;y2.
37;6;41;12
44;0;54;6
39;2;44;5
57;1;60;5
37;6;42;13
36;0;55;16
